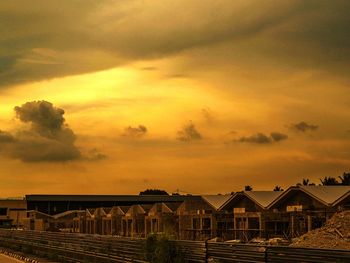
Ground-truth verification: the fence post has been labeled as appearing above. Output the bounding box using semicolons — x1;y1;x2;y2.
264;246;268;263
205;239;209;263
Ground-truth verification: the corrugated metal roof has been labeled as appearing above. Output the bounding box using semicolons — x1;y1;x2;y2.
202;195;232;210
244;191;284;208
25;194;195;202
300;186;350;205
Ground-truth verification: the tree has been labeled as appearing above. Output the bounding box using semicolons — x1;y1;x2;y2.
273;186;283;191
139;189;169;195
320;176;339;186
302;178;310;186
338;172;350;186
297;178;315;186
244;185;253;191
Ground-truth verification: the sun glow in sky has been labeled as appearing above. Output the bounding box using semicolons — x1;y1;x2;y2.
1;1;350;196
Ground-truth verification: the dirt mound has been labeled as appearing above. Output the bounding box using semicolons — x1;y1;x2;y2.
290;210;350;250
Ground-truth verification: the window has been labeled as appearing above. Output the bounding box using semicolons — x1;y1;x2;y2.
236;217;248;229
192;218;201;229
0;208;7;216
202;218;211;230
151;219;158;232
248;217;260;230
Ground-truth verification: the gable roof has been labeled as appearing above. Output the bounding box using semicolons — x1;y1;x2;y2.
244;191;284;209
126;204;152;215
149;203;171;214
300;186;350;205
86;208;95;217
164;202;182;212
108;206;129;216
93;207;106;217
220;191;284;210
202;195;232;210
333;190;350;206
268;185;350;208
103;207;112;214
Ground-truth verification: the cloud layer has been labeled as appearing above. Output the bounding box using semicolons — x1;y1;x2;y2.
1;0;349;88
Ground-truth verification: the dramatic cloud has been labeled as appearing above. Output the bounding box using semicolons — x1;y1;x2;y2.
14;101;66;137
122;125;147;138
0;101;80;162
291;121;319;132
1;0;349;88
177;121;202;141
238;132;288;144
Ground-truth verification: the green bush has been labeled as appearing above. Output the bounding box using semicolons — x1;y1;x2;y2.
145;234;186;263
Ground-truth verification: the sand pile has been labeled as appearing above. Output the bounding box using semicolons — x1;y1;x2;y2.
290;210;350;250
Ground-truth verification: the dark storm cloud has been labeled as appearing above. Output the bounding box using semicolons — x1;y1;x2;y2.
237;132;288;144
291;121;319;132
0;101;81;162
177;121;202;141
0;0;349;88
123;125;147;138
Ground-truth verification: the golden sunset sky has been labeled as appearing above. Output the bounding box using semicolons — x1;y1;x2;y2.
1;0;350;196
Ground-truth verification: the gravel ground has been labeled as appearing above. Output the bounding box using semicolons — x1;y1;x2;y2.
290;210;350;250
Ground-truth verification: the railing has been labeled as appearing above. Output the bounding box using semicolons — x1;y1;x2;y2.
0;229;349;262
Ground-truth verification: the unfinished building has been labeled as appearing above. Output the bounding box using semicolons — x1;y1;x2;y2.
266;186;350;238
177;195;230;240
145;202;182;238
220;191;283;241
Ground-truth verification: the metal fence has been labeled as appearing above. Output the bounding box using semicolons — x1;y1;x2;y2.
0;229;349;263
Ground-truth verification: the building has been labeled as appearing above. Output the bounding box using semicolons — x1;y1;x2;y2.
26;195;194;215
23;210;52;231
122;204;153;237
2;187;348;242
145;202;182;237
177;195;230;240
101;206;130;235
220;191;283;241
0;198;27;228
266;185;350;238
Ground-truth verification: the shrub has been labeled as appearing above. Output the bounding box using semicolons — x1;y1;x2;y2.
145;234;186;263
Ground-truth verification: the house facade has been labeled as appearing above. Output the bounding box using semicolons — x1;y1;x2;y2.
220;191;283;241
266;186;350;238
145;202;181;237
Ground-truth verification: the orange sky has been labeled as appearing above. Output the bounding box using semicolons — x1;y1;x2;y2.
1;1;350;196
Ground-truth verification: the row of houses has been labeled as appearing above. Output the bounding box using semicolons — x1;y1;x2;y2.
21;185;350;242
